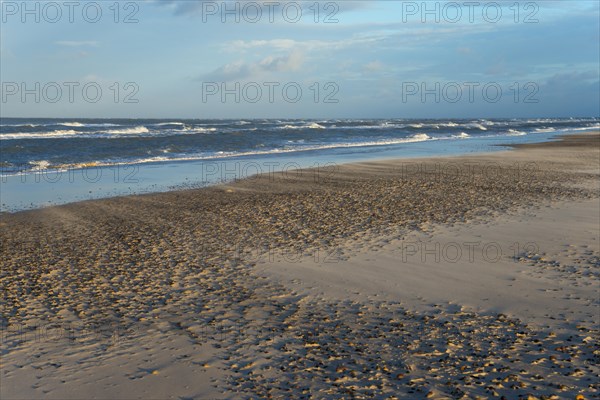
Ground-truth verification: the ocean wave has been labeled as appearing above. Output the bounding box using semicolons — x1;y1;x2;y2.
466;123;488;131
281;123;326;130
5;119;598;177
96;125;217;136
0;125;221;140
105;126;150;135
1;123;40;128
152;122;186;126
324;123;403;130
83;123;121;127
153;133;433;160
28;160;52;170
58;122;121;128
452;132;470;139
53;122;120;128
182;127;218;133
0;130;80;140
525;118;560;124
409;133;431;141
1;122;119;128
4;133;435;175
563;124;600;131
333;122;463;130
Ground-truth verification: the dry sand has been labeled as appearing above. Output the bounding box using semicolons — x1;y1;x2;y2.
1;133;598;399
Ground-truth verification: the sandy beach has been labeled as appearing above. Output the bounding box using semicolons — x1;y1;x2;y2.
1;133;598;399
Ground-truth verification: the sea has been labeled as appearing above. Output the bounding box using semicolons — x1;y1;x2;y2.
1;117;598;212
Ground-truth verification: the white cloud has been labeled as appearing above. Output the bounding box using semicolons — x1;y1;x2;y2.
55;41;98;47
227;35;386;53
228;39;299;52
226;23;496;55
202;51;305;81
364;61;384;72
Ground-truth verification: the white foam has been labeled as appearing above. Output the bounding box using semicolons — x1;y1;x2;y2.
452;132;470;139
28;160;51;170
467;123;488;131
563;124;600;131
105;126;150;135
1;123;40;127
0;130;80;140
84;123;121;127
280;123;326;130
0;125;221;140
153;122;186;126
410;133;431;141
324;123;404;130
183;127;217;133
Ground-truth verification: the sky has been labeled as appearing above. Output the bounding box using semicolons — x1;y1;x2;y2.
0;0;599;118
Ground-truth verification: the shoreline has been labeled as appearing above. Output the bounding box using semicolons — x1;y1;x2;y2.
1;132;598;399
1;129;596;214
503;132;600;149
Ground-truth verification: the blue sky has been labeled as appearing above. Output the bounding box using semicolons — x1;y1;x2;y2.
1;0;598;118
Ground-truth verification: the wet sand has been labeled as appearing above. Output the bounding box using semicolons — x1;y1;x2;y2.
1;133;598;399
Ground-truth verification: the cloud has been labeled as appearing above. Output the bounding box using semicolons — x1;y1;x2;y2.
542;70;599;88
225;24;497;55
532;70;600;116
155;0;373;17
226;34;388;53
259;52;304;71
55;41;98;47
363;61;384;72
228;39;299;52
201;51;305;81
